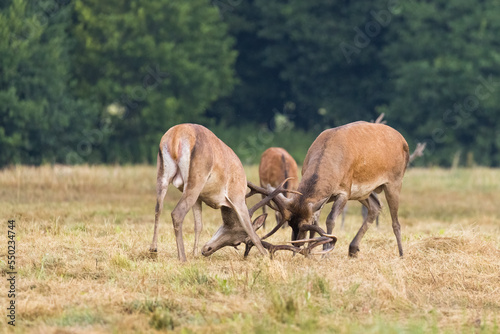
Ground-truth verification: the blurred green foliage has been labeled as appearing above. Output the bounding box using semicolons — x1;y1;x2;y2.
1;0;499;166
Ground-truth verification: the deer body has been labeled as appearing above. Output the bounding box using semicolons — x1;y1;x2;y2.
259;147;299;192
287;121;409;256
151;124;267;261
259;147;299;227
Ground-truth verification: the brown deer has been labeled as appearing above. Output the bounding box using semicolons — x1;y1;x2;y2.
248;121;410;257
258;147;299;227
150;123;273;261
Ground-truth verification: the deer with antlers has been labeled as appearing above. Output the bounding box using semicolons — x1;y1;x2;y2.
258;147;299;228
150;124;271;261
247;121;410;257
151;124;318;261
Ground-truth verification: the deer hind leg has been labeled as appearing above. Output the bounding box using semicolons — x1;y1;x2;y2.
150;186;168;252
349;192;382;257
150;150;176;253
323;194;348;250
383;183;404;257
361;192;380;227
171;185;205;262
192;199;202;257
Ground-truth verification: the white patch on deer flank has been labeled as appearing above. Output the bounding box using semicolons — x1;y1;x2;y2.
176;140;191;189
162;146;177;187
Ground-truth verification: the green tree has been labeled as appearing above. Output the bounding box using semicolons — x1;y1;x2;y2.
0;0;98;167
210;0;391;130
72;0;237;163
382;0;500;166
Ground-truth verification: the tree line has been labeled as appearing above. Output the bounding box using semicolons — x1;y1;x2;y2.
1;0;499;167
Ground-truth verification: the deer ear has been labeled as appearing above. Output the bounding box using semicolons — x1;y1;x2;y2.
310;196;330;213
252;214;267;231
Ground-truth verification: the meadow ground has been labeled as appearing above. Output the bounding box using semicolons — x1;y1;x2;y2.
0;165;499;333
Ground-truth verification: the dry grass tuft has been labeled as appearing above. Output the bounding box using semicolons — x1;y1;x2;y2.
0;165;499;333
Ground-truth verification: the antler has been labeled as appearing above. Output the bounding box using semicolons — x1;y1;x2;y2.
244;218;338;259
297;223;337;240
246;178;300;221
408;142;426;165
373;113;387;124
245;178;337;259
246;235;337;259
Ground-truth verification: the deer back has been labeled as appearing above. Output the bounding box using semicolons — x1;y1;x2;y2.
159;124;247;207
297;121;409;207
259;147;299;196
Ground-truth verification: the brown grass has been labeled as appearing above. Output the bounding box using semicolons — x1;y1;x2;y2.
0;165;499;333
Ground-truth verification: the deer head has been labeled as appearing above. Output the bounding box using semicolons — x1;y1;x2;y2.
244;181;337;257
201;209;267;256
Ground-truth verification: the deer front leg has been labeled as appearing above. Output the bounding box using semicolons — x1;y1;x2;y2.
192;199;203;257
232;199;268;257
324;194;347;250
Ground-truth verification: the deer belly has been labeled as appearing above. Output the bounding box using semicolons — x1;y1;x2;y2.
198;179;225;209
350;182;381;200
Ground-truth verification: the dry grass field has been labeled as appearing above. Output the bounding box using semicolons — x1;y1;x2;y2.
0;165;499;333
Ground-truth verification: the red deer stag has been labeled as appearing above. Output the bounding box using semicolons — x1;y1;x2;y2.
258;147;299;228
150;124;273;261
248;121;409;257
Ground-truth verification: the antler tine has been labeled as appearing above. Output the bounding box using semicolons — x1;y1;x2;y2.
408;142;427;165
246;188;258;198
374;113;385;124
306;236;333;249
311;246;335;256
261;241;300;259
247;178;299;218
302;236;336;257
246;188;280;211
260;216;288;240
299;224;337;239
247;235;336;259
247;179;301;197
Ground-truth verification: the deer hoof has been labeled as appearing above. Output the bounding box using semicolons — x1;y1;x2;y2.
149;247;158;253
348;245;360;257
